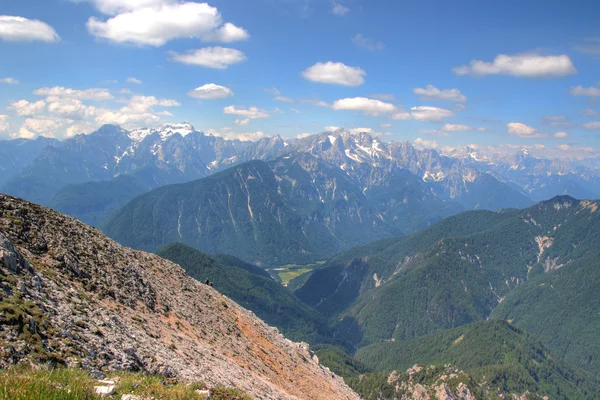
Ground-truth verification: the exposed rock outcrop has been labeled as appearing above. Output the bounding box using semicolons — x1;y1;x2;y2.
0;193;358;400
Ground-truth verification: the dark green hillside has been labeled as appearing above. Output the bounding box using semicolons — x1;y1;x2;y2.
297;196;600;352
156;243;329;343
492;200;600;375
49;175;148;226
355;320;598;399
295;208;516;317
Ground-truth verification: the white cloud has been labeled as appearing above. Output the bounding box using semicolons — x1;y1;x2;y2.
303;99;330;107
125;95;180;112
453;103;468;112
413;85;467;102
453;53;577;78
348;127;375;135
264;88;280;96
302;62;366;87
202;22;250;43
331;1;350;15
476;127;488;132
86;2;249;46
507;122;547;138
570;85;600;97
94;94;178;129
126;77;143;84
554;131;569;138
413;138;438;149
47;98;96;119
441;124;471;132
84;0;176;15
331;97;396;116
95;110;162;128
380;123;392;129
583;121;600;130
0;16;60;42
352;34;383;51
208;127;267;141
156;110;174;116
324;126;342;132
275;96;294;103
17;117;69;139
234;118;250;126
0;77;19;84
34;86;113;101
0;115;9;131
224;105;270;119
188;83;234;99
8;100;46;116
391;111;413;120
169;47;246;69
410;106;454;122
580;108;598;117
297;133;312;139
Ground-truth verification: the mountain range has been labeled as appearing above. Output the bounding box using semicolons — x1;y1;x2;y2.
2;123;598;233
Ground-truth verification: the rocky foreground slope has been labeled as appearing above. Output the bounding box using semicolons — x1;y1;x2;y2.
0;193;358;400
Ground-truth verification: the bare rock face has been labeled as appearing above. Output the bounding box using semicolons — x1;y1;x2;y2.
385;365;477;400
0;193;358;400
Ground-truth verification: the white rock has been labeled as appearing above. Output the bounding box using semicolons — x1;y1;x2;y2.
195;389;211;398
94;385;117;396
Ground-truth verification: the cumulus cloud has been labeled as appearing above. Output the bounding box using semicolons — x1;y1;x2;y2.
570;85;600;97
126;77;143;84
224;106;270;119
94;94;179;129
0;115;9;132
0;77;19;84
331;1;350;15
9;100;46;117
554;131;569;138
86;2;249;46
188;83;233;99
582;121;600;130
442;124;471;132
169;47;246;69
0;16;60;42
84;0;177;15
331;97;396;116
17;117;70;139
348;127;375;135
413;138;438;149
453;53;576;78
48;98;96;119
413;85;467;102
302;62;366;87
580;108;598;117
507;122;548;138
324;126;342;132
410;106;454;122
352;34;384;51
34;86;113;101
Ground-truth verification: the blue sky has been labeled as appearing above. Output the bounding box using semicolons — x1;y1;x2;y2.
0;0;599;158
